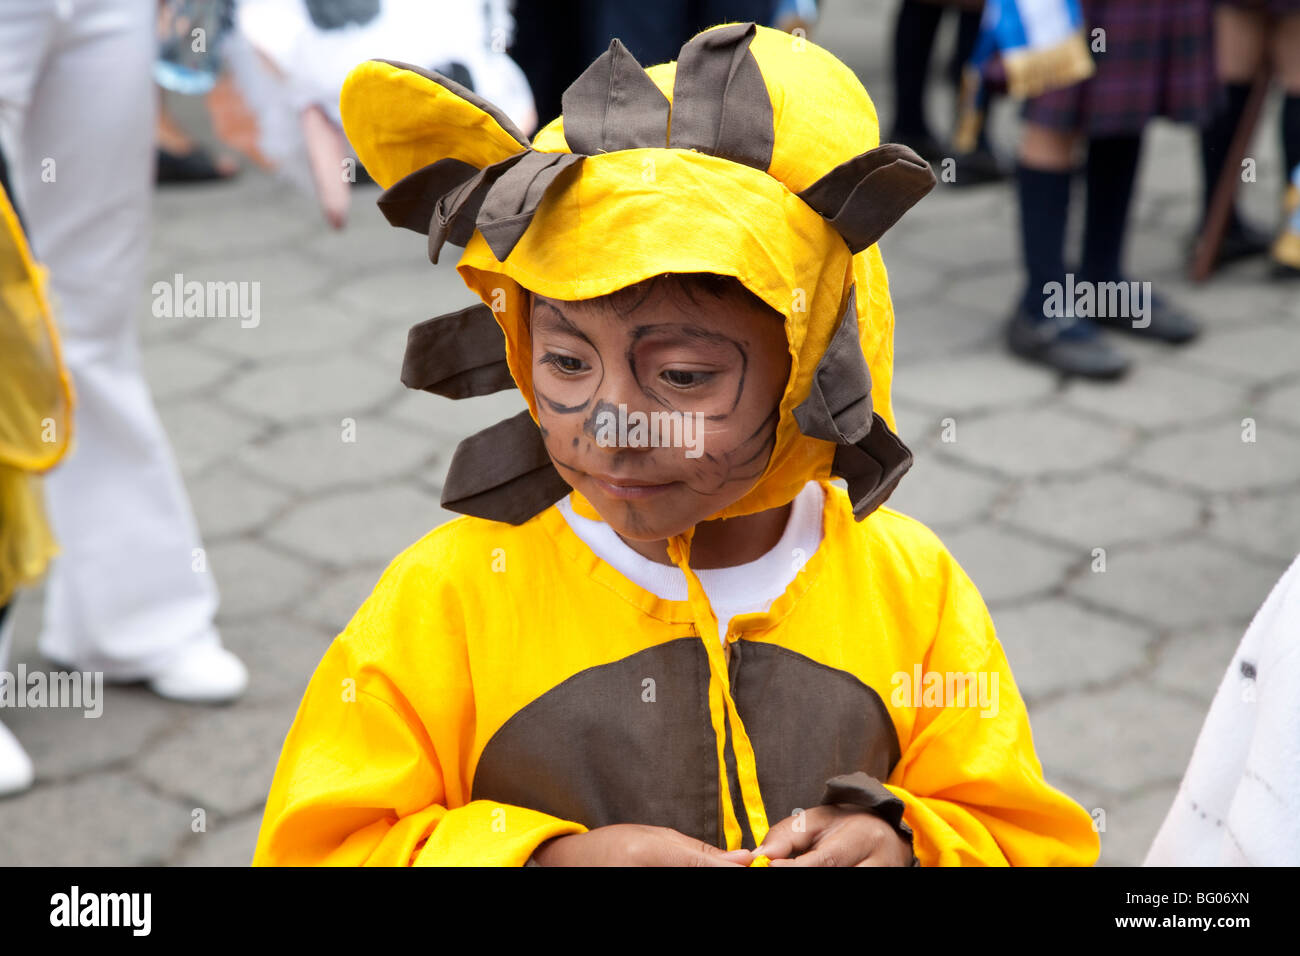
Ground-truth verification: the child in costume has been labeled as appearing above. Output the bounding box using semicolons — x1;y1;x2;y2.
254;23;1101;866
218;0;535;228
1145;553;1300;865
0;151;73;795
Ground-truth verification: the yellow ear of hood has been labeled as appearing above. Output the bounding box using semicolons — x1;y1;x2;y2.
340;59;530;187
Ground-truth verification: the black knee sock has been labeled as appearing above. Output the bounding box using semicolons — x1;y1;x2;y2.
1283;94;1300;187
1081;134;1142;283
1017;164;1073;318
1200;82;1252;225
892;0;943;140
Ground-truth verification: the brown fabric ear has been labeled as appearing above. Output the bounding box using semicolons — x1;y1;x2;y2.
476;150;584;261
792;286;873;446
378;157;479;234
440;410;573;525
668;21;775;172
372;58;532;149
831;417;913;520
798;143;936;253
562;38;670;154
401;303;517;399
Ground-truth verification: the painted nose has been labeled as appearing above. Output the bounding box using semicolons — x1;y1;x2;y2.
584;365;660;452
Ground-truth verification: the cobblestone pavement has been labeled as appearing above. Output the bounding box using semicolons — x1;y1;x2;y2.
2;0;1297;866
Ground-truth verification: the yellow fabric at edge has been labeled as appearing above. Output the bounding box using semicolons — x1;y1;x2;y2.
0;182;73;605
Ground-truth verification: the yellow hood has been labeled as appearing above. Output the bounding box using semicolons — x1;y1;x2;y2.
339;22;935;528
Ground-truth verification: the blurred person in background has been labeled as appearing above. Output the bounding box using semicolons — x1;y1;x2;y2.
0;0;247;707
889;0;1005;185
1007;0;1214;380
214;0;536;228
511;0;793;129
1197;0;1300;275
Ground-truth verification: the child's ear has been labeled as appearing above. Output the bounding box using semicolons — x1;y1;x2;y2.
797;143;937;253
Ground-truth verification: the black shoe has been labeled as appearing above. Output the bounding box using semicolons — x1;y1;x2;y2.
155;147;238;184
350;161;375;187
1219;218;1273;265
1006;302;1131;380
948;146;1007;187
1088;285;1201;344
1187;215;1272;267
889;128;946;164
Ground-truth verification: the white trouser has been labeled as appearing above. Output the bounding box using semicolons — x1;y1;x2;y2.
0;0;220;679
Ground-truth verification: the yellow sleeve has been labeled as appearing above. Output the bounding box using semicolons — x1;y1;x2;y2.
884;549;1101;867
252;545;588;866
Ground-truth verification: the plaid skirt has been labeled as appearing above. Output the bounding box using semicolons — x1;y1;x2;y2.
1022;0;1216;136
1219;0;1300;15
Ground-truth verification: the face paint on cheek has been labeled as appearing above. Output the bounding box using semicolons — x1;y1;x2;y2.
677;407;779;496
533;359;602;417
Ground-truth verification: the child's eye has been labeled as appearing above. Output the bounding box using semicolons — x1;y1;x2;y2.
661;368;715;388
540;352;587;374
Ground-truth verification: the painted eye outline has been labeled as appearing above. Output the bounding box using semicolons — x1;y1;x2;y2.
658;366;720;390
538;350;592;377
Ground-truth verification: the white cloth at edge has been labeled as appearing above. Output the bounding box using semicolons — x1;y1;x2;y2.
556;481;825;646
0;0;221;679
1143;553;1300;866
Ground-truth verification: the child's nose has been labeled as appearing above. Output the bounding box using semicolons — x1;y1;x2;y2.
593;363;654;417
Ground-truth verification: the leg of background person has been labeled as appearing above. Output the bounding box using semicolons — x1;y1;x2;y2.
946;2;1005;183
584;0;692;67
509;0;584;129
949;4;981;88
14;0;226;681
1082;130;1200;341
1009;123;1129;376
696;0;780;32
1276;14;1300;190
1271;12;1300;274
890;0;945;150
1080;133;1143;285
1199;5;1266;232
1017;124;1079;316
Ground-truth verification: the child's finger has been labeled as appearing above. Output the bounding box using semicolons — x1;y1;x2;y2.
718;848;755;863
784;824;877;867
676;847;750;867
754;815;818;860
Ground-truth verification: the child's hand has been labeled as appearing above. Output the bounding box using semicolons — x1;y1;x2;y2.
756;805;915;866
532;825;752;866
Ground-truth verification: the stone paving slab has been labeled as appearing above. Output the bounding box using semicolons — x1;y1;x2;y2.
2;0;1297;868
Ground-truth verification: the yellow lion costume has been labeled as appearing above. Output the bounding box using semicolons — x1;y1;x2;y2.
0;181;73;609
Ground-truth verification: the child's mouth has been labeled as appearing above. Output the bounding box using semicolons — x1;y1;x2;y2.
587;473;679;500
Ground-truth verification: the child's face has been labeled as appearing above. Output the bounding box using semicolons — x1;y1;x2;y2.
529;281;791;543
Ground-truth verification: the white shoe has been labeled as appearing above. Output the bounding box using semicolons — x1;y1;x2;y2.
0;721;35;797
147;643;249;704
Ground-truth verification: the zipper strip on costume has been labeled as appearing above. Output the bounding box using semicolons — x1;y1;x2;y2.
666;531;772;851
